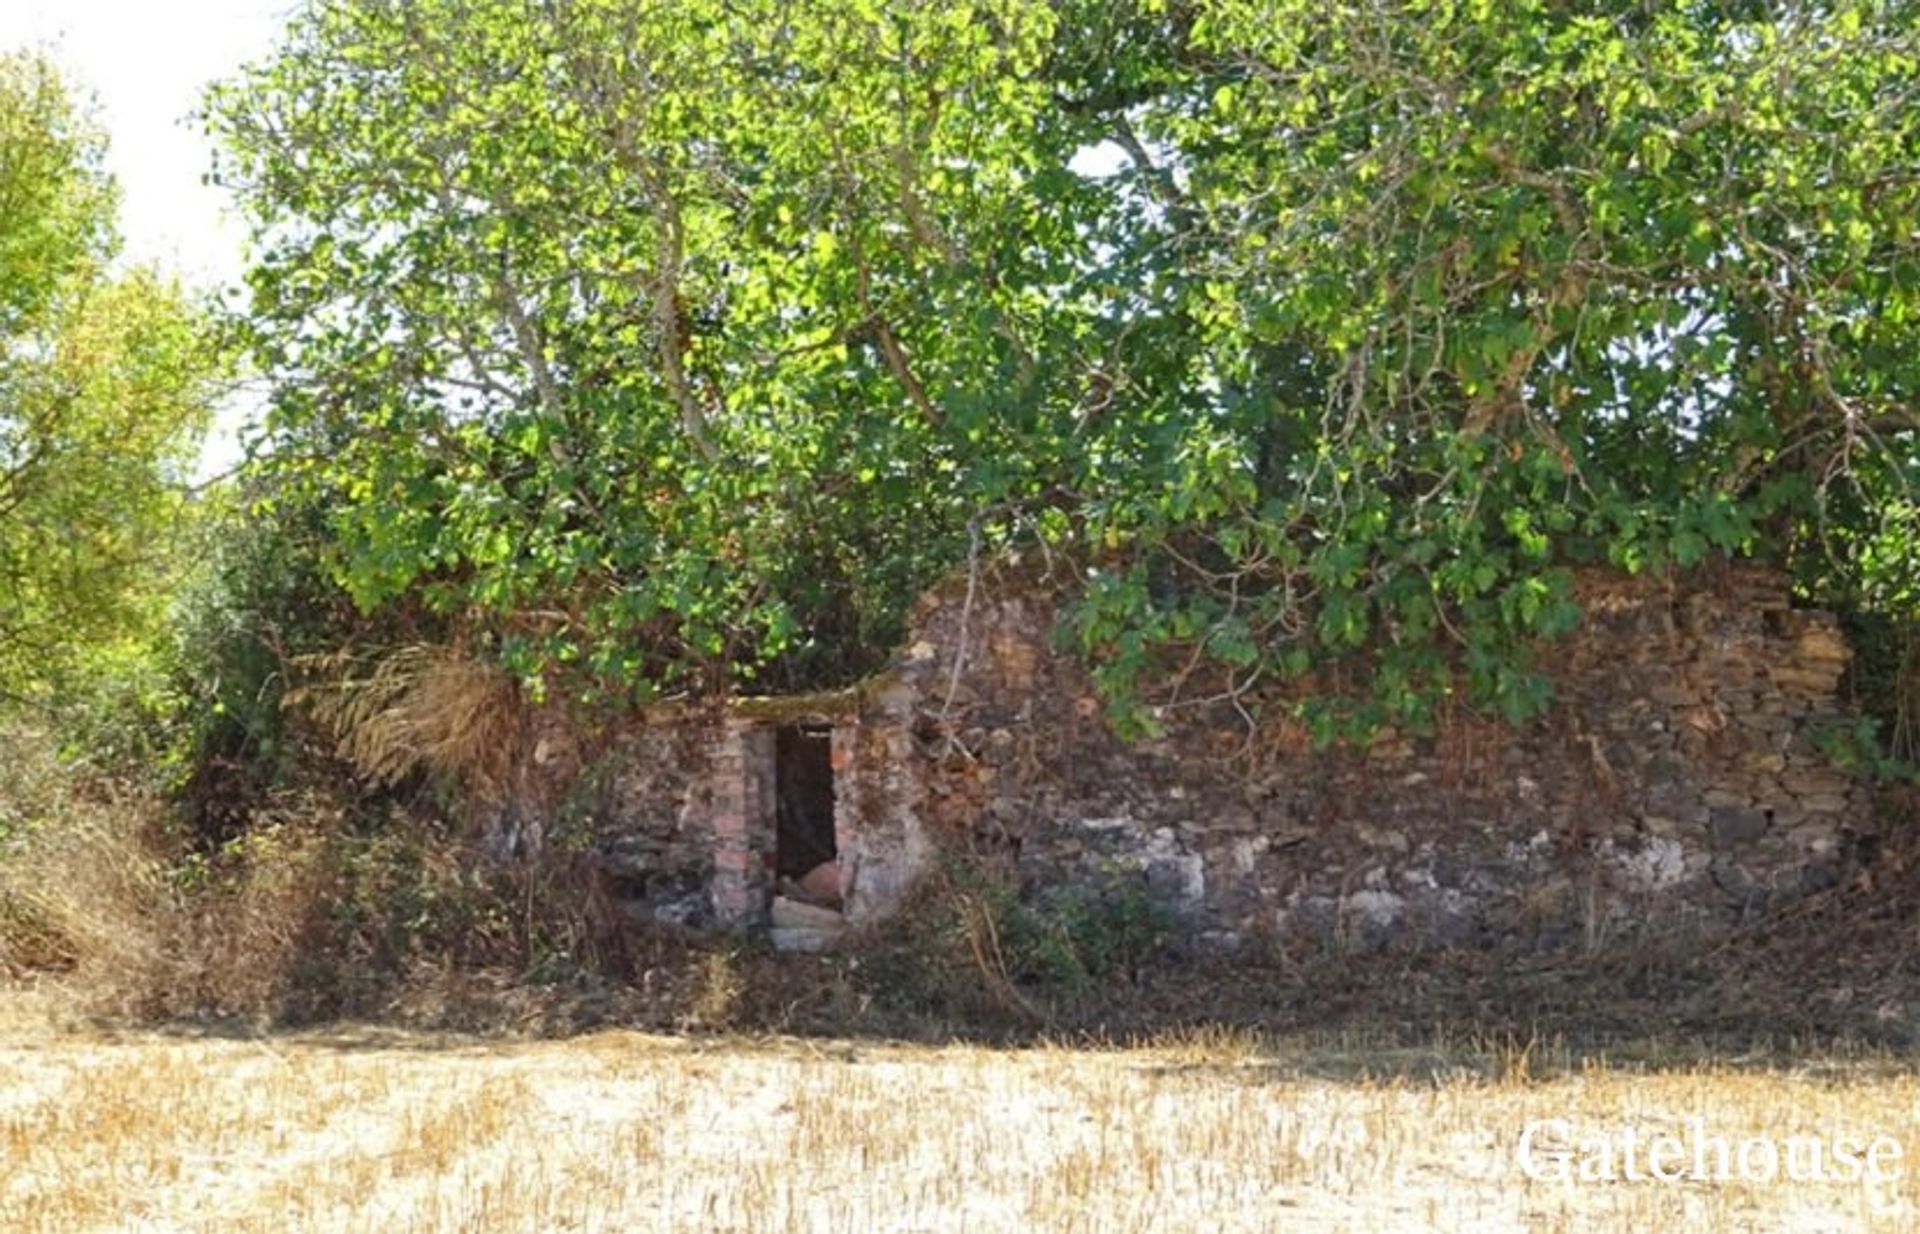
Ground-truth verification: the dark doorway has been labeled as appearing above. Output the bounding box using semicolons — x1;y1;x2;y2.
774;723;837;880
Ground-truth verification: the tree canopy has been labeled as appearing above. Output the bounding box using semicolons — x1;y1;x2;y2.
210;0;1920;737
0;52;219;705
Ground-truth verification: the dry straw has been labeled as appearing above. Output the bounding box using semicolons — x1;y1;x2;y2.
297;644;526;800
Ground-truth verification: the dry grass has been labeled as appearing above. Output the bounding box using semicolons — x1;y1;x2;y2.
3;1003;1917;1232
298;644;525;798
0;796;352;1020
0;759;638;1024
0;808;176;981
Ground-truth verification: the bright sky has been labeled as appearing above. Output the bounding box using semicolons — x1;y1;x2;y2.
1;0;291;283
1;0;294;473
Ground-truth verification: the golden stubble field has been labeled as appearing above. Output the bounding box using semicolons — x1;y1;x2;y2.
3;996;1918;1233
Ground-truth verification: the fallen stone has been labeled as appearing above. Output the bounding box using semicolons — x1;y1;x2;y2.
771;895;847;931
770;926;843;953
795;860;845;908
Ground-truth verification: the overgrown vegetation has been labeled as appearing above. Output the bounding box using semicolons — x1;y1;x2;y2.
928;856;1175;1012
0;754;648;1022
7;1;1920;1027
200;0;1920;743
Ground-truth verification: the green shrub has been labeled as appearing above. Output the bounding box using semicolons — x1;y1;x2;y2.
932;854;1173;1008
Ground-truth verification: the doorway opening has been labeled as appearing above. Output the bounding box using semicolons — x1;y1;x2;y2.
773;722;837;886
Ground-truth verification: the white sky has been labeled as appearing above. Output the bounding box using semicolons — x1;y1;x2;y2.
1;0;295;473
1;0;292;283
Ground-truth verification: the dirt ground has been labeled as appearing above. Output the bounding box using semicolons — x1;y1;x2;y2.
4;992;1919;1234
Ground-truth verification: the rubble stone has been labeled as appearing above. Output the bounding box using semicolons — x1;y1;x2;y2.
541;563;1877;955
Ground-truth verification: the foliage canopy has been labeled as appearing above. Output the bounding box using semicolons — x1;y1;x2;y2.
211;0;1920;737
0;52;219;705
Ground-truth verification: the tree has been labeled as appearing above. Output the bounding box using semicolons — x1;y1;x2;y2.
1072;0;1920;739
211;1;1920;737
0;51;219;704
209;0;1135;701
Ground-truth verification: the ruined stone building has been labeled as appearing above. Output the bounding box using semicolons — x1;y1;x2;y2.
550;562;1875;954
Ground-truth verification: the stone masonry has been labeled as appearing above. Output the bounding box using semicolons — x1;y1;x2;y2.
565;561;1881;954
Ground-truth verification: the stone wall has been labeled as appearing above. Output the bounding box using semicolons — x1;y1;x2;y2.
884;562;1873;952
570;562;1879;953
565;722;718;927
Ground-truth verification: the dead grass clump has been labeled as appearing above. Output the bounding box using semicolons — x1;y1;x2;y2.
0;725;174;983
1;755;664;1026
298;644;525;800
0;799;178;987
162;817;349;1019
227;816;660;1025
0;786;352;1021
687;950;747;1029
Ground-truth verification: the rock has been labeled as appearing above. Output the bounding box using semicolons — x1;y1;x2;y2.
771;895;846;931
1145;852;1206;910
1709;858;1758;903
1214;805;1256;831
794;861;845;908
650;893;708;928
1786;821;1840;853
1281;894;1338;942
1710;806;1769;847
1769;666;1842;694
1780;763;1854;794
770;927;843;953
1641;814;1680;838
1421;891;1479;947
1341;889;1405;952
1795;626;1852;664
1615;835;1688;890
1266;822;1315;848
1230;836;1269;875
1798;859;1844;894
1354;822;1411;854
1642;775;1700;817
